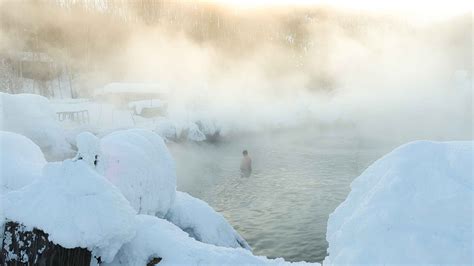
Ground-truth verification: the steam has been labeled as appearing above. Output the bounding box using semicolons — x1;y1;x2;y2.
0;1;471;142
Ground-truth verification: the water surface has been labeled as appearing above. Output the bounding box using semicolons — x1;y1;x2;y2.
169;128;394;262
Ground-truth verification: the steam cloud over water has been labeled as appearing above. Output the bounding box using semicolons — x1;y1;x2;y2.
0;0;471;141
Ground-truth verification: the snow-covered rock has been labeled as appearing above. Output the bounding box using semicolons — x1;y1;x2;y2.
105;214;316;266
185;122;206;142
0;131;46;194
98;129;176;217
324;141;474;265
0;93;73;160
75;131;100;168
154;119;178;141
1;159;136;263
166;191;251;250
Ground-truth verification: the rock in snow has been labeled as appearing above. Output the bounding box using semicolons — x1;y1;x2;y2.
166;191;251;250
0;93;73;160
98;129;176;217
1;160;136;263
324;141;473;265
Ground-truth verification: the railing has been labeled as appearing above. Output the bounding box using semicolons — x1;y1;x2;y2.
57;110;90;124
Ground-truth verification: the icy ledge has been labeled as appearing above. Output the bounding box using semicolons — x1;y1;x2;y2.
323;140;473;265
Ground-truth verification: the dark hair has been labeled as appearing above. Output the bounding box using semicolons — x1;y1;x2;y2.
242;150;248;155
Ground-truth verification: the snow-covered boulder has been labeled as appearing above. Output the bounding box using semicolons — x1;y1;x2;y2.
98;129;176;217
75;131;100;168
154;119;178;141
166;191;251;250
324;141;473;265
185;122;206;142
0;93;73;160
0;131;46;194
1;160;136;263
105;215;316;266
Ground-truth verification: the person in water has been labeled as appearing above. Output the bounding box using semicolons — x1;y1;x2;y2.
240;150;252;177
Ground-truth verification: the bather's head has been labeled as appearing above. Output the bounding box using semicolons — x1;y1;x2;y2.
242;150;248;156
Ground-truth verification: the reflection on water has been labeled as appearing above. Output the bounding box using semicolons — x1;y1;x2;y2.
169;128;395;263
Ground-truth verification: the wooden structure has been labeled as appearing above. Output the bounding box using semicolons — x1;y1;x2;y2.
57;110;90;124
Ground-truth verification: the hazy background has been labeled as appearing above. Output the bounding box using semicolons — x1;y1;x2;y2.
0;0;472;141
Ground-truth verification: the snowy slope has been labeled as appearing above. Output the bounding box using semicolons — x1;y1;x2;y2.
324;141;474;264
105;215;316;266
166;191;251;250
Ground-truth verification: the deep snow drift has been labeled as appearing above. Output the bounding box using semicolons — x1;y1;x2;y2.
324;141;473;264
0;93;73;160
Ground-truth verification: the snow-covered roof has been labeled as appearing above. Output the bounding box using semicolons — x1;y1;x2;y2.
94;83;169;97
128;99;166;114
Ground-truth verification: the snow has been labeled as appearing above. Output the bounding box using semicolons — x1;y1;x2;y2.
75;132;100;167
105;215;316;266
98;129;176;217
185;122;206;141
0;131;46;194
324;140;474;265
1;159;136;262
0;93;73;160
166;191;251;250
154;118;178;141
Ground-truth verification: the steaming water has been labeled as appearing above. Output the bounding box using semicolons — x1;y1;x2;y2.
169;128;395;263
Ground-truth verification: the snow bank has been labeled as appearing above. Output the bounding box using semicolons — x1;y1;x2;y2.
2;160;136;262
0;131;46;194
324;141;473;265
0;93;72;160
99;129;176;217
166;191;251;250
106;215;316;266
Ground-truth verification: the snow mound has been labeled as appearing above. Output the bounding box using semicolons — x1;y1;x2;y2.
166;191;251;250
324;141;473;265
2;160;136;262
106;215;316;266
0;131;46;194
99;129;176;217
0;93;72;160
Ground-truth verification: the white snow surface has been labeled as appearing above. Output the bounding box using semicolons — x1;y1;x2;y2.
166;191;251;250
0;131;46;194
105;215;317;266
1;159;136;262
0;93;73;160
98;129;176;217
324;140;474;265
